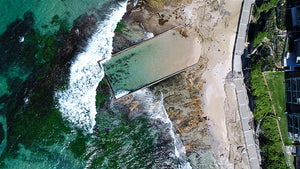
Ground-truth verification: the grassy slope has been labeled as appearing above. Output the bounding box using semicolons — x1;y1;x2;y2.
248;0;291;168
265;71;293;145
251;65;288;169
265;71;294;169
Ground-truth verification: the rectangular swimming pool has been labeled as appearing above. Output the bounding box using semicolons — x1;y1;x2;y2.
101;27;201;98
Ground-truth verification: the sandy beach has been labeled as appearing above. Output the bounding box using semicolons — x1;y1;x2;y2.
112;0;251;168
202;0;240;152
200;0;251;168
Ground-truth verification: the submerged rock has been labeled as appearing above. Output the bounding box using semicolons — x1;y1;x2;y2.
0;123;4;144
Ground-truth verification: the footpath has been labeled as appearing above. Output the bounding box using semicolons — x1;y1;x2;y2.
232;0;261;168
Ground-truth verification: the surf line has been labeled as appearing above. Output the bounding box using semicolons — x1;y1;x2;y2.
55;1;128;133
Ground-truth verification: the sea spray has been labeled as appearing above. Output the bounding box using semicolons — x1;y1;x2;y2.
133;0;138;7
110;88;191;168
55;0;128;133
156;92;191;169
140;23;154;40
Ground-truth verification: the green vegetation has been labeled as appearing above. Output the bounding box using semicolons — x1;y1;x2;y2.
250;65;288;169
253;31;267;47
251;4;277;46
115;20;127;33
249;0;286;69
248;1;293;168
258;0;280;13
251;64;273;119
96;79;111;109
264;72;295;168
265;72;293;145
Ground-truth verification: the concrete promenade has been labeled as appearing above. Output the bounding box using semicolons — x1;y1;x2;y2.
232;0;261;169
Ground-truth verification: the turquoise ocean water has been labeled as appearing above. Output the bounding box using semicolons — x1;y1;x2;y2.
0;0;190;168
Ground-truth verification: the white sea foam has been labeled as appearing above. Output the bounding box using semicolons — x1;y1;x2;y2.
129;89;191;169
24;97;29;105
133;0;138;7
144;32;154;40
140;23;154;40
55;1;128;133
19;36;24;43
115;89;130;99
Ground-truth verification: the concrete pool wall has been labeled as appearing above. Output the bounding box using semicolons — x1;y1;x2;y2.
100;27;202;99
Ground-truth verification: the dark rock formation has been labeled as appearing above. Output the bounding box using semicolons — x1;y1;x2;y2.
0;123;4;145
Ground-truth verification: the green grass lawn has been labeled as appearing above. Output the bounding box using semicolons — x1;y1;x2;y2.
265;71;293;145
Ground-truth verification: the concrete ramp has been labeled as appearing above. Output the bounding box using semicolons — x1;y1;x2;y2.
100;27;201;99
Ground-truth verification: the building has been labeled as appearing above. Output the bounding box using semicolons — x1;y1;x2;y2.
284;37;300;71
292;6;300;27
286;71;300;141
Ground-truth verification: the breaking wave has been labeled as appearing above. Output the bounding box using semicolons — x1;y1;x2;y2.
55;1;128;133
111;88;192;168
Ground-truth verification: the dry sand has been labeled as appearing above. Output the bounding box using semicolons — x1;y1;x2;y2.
202;0;241;156
199;0;252;168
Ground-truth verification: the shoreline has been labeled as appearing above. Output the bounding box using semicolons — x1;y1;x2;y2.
113;0;250;168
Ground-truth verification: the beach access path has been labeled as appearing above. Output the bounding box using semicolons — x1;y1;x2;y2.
232;0;261;169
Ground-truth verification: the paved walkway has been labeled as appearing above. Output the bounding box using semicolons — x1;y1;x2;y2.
232;0;261;169
233;0;253;73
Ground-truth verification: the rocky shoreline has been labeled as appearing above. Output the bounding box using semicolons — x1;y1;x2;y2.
111;0;251;168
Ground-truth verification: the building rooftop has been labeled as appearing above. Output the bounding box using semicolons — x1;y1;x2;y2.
292;6;300;27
